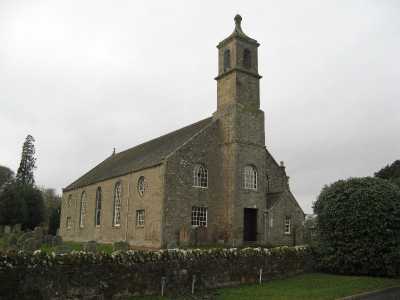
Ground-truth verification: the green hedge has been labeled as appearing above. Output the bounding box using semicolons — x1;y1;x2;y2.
0;246;311;299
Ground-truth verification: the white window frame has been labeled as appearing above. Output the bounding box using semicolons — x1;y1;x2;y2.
136;209;145;227
284;216;291;234
113;182;122;226
191;206;208;227
79;192;87;228
193;164;208;188
95;187;102;227
243;165;257;190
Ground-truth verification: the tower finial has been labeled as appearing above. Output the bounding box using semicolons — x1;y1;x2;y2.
234;14;242;28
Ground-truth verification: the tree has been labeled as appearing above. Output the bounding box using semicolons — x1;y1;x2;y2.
0;165;14;190
0;183;27;226
314;177;400;276
16;135;36;185
22;185;46;230
375;160;400;188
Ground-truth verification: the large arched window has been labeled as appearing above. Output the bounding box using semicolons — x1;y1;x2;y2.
223;49;231;72
243;48;251;69
79;191;87;228
193;164;208;188
243;165;257;190
113;182;122;226
95;187;102;226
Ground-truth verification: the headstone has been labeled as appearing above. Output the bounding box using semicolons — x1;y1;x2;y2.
167;240;178;249
53;235;62;246
22;237;42;252
4;226;11;234
55;244;72;254
17;231;34;248
84;241;98;252
113;241;129;251
12;224;21;233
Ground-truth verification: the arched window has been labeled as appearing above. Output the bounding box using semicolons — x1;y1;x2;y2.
243;49;251;69
79;191;87;228
193;164;208;188
113;182;122;226
67;194;72;208
223;49;231;72
243;165;257;190
137;176;146;196
95;187;102;226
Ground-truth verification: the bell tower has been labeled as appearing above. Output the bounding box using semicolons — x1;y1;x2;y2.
214;15;265;147
215;15;261;113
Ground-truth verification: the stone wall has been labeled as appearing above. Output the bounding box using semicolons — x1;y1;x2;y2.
0;247;312;300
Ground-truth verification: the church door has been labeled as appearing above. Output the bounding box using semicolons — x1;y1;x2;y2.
243;208;258;242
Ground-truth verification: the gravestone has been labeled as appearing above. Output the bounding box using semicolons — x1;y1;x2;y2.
4;226;11;234
113;241;129;251
84;241;98;252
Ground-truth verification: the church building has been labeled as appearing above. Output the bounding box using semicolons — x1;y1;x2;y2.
60;15;305;248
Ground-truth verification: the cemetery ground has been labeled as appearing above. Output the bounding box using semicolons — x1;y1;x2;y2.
131;273;400;300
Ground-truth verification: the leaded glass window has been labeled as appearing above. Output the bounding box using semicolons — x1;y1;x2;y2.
243;165;257;190
137;176;146;196
191;206;208;227
285;216;291;234
95;187;102;226
136;210;145;227
113;182;122;226
79;191;87;228
193;164;208;188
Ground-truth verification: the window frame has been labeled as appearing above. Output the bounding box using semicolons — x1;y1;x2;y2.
79;191;87;228
243;165;257;190
112;182;122;227
284;216;292;234
136;209;145;227
191;206;208;227
95;187;102;227
193;164;208;188
137;176;146;197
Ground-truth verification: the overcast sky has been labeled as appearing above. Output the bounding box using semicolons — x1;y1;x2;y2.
1;1;399;213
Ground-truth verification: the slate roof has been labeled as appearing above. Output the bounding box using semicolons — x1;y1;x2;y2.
64;117;214;192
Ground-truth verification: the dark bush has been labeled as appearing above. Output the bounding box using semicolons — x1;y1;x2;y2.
313;177;400;276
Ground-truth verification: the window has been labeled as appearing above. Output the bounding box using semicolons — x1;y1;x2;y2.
66;216;72;229
67;195;72;208
243;49;251;69
79;192;87;228
113;182;122;226
137;176;146;196
223;49;231;71
136;210;145;227
95;187;102;226
191;206;208;227
243;165;257;190
284;216;291;234
193;164;208;188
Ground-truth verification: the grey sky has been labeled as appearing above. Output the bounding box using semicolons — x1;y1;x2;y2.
1;0;399;213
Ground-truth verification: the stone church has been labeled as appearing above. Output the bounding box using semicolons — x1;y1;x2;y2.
60;15;305;248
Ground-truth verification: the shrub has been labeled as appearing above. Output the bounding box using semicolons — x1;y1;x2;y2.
314;177;400;276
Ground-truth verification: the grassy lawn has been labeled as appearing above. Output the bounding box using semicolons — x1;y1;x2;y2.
130;273;400;300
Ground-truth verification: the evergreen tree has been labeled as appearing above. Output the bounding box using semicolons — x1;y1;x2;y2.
16;135;36;185
0;183;27;226
0;165;14;190
375;160;400;188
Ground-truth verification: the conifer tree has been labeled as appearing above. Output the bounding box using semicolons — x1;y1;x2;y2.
16;135;36;185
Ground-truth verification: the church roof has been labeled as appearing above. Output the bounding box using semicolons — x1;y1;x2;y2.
64;117;213;192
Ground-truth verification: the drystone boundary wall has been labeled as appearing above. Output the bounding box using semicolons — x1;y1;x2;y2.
0;246;312;300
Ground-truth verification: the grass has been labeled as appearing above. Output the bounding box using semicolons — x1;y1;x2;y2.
39;241;114;253
130;273;400;300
